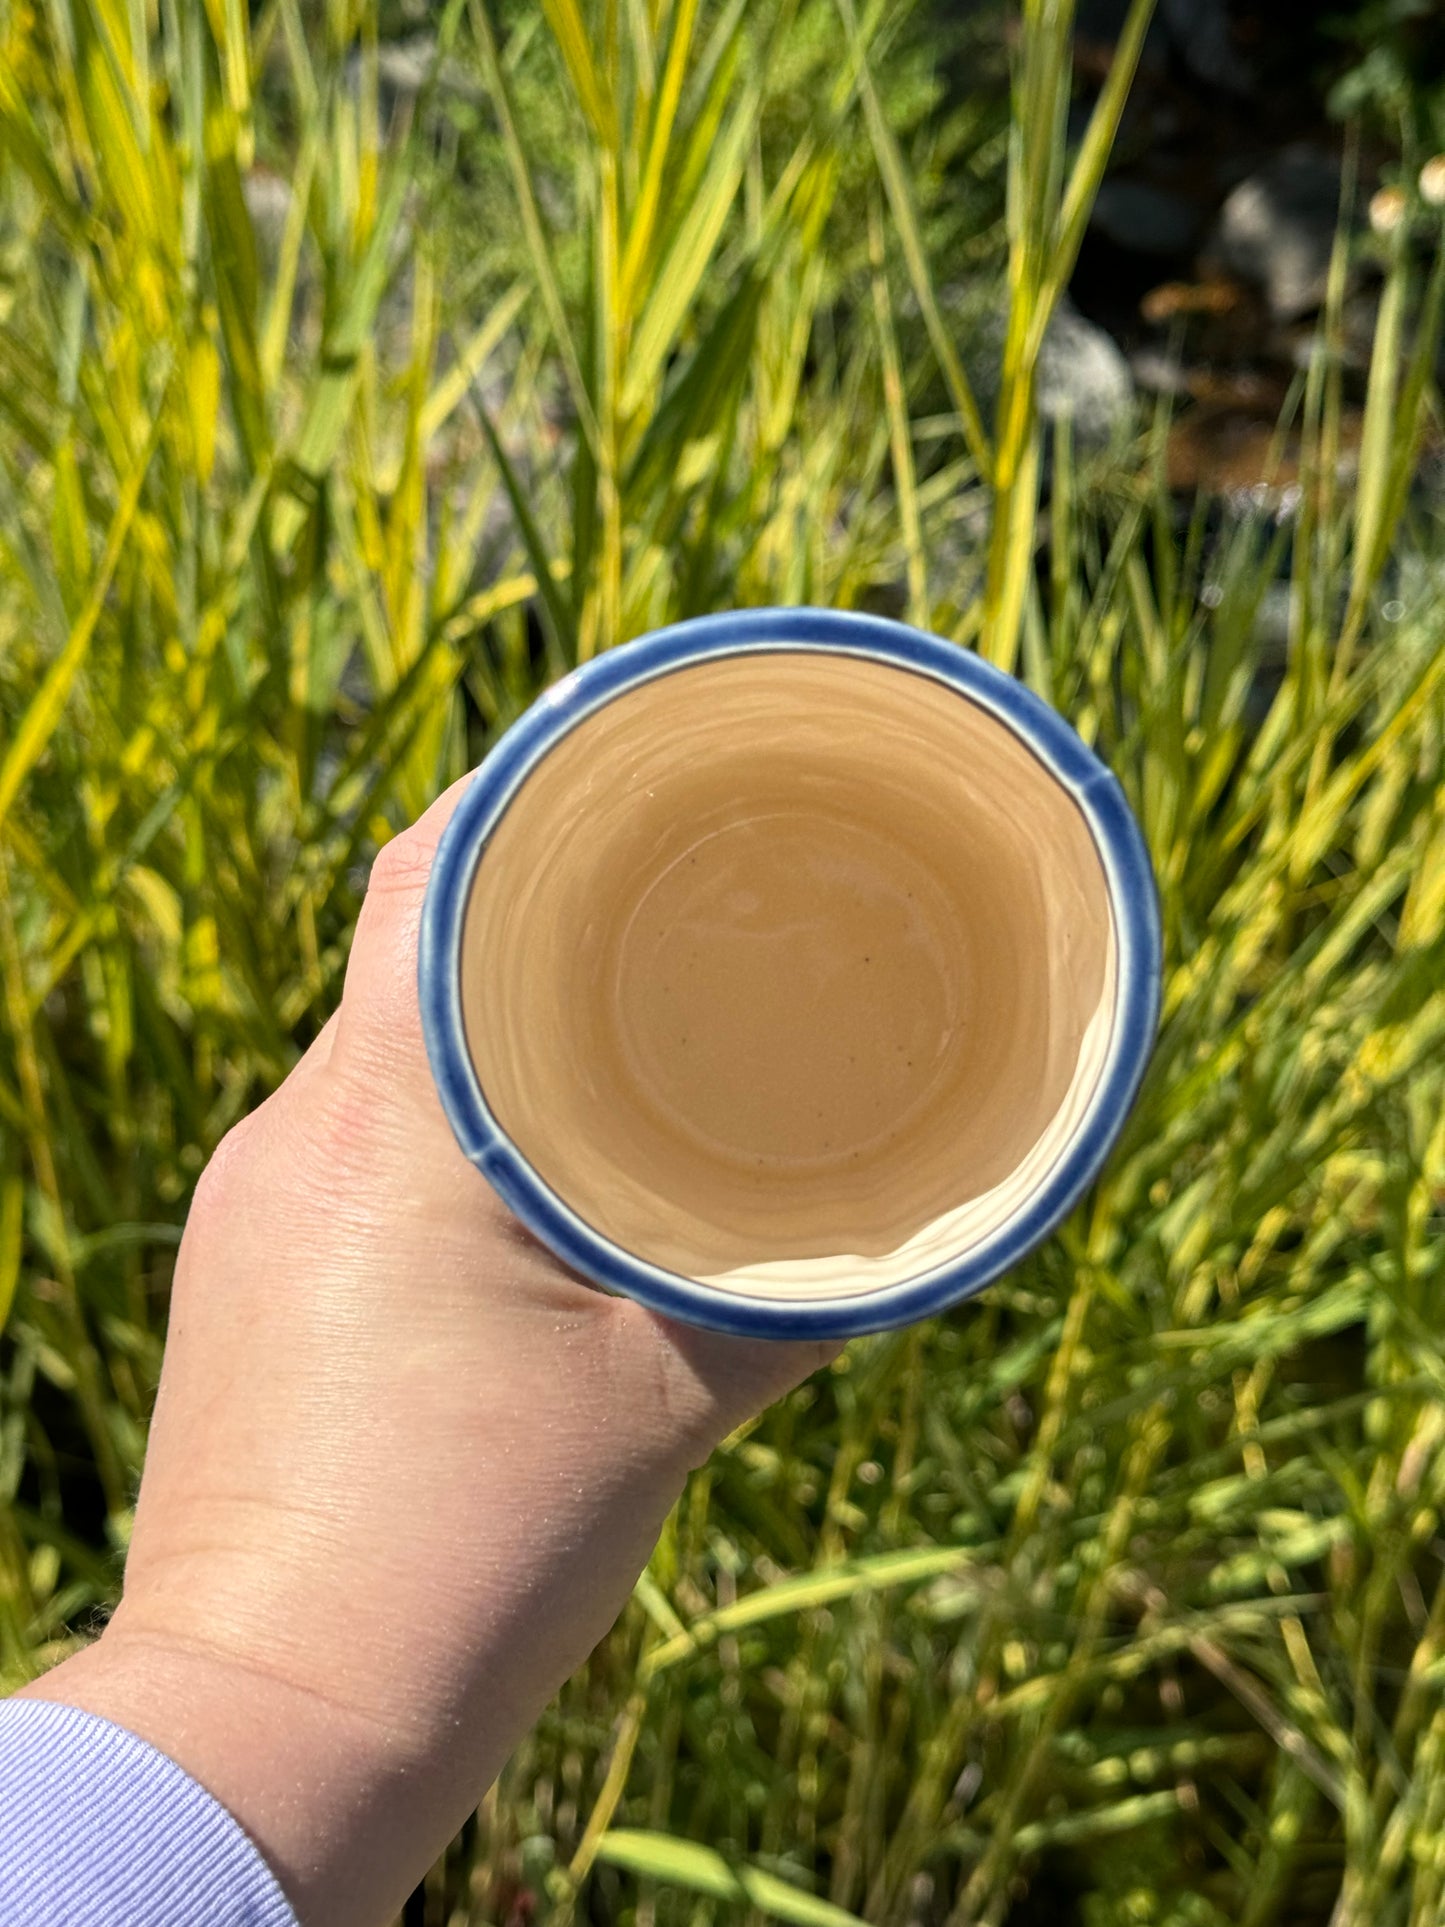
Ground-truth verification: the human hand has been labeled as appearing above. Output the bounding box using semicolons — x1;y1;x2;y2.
20;777;839;1927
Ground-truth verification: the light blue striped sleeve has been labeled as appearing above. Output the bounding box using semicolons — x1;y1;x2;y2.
0;1696;299;1926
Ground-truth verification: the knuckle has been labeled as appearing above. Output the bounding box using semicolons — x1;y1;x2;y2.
311;1054;387;1159
190;1118;254;1213
365;827;437;898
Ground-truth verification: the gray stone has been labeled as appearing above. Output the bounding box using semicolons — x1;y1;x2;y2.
374;34;439;97
1158;0;1252;95
955;294;1133;450
242;166;311;313
344;34;484;108
1036;299;1136;444
1091;178;1204;260
1129;345;1191;397
1209;145;1348;322
242;166;294;261
1254;582;1296;655
1074;1;1160;47
1076;0;1249;93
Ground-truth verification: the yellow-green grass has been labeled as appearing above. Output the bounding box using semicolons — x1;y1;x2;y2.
2;1;1445;1921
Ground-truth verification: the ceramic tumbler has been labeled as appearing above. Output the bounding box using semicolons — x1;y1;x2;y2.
419;608;1161;1337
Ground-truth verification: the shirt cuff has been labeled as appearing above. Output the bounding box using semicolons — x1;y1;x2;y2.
0;1696;299;1926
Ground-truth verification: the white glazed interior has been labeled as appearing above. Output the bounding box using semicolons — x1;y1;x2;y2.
460;651;1117;1300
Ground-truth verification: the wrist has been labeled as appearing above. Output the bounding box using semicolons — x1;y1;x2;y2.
17;1621;430;1927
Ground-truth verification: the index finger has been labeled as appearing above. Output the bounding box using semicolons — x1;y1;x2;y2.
330;773;477;1087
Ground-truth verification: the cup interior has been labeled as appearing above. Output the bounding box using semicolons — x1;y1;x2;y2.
460;651;1117;1301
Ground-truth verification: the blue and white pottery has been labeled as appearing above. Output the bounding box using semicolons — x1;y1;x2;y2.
419;608;1161;1338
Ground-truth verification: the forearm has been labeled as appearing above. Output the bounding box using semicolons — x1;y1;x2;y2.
19;1505;664;1927
18;1377;689;1927
19;1634;405;1927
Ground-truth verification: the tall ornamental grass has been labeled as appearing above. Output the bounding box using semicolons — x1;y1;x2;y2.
3;1;1445;1921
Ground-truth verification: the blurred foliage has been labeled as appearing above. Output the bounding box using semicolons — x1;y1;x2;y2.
1325;1;1445;145
2;2;1445;1925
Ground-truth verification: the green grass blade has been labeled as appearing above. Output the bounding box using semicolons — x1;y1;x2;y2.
1031;0;1156;350
539;0;616;142
618;0;700;311
418;282;530;448
620;87;755;418
834;0;991;481
467;0;601;458
643;1545;973;1677
0;1170;22;1332
470;377;574;666
869;193;927;625
594;1832;869;1927
0;415;162;833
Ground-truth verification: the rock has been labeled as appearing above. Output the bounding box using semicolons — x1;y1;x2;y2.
1036;299;1136;445
344;34;484;109
373;34;438;98
1253;581;1295;655
1074;0;1166;62
1157;0;1252;96
1075;0;1249;94
1207;145;1347;322
1129;345;1191;397
241;166;310;306
242;166;294;262
955;294;1133;451
1090;178;1204;261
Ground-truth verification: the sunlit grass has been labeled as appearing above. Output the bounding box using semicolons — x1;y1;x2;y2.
3;1;1445;1922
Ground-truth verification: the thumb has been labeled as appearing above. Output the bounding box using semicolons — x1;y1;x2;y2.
628;1303;844;1469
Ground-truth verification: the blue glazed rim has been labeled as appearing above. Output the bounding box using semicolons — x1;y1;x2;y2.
419;607;1162;1339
